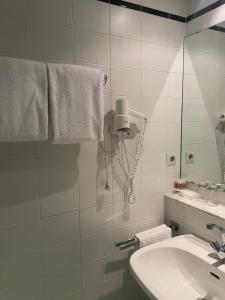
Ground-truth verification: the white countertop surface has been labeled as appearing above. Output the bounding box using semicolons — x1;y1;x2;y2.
165;190;225;221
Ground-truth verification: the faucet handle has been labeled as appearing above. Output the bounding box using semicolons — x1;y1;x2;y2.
207;223;225;247
206;223;225;233
210;241;221;253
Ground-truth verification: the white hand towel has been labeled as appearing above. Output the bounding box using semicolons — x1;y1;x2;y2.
47;63;104;144
0;56;48;141
136;224;171;248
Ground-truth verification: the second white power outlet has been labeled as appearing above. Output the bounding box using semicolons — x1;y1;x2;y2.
166;153;176;166
185;151;194;164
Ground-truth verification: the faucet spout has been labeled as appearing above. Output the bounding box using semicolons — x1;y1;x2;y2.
206;223;225;245
210;241;221;253
206;223;225;267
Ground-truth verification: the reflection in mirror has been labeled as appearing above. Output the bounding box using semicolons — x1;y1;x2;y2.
182;22;225;184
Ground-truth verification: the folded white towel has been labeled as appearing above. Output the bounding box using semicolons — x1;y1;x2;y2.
0;56;48;141
47;63;104;144
136;224;171;248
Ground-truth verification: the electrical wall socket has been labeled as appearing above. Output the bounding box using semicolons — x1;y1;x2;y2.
185;151;194;164
166;153;176;166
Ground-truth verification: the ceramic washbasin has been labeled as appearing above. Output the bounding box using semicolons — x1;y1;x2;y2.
130;234;225;300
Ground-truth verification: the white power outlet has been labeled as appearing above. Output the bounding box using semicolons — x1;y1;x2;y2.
185;151;194;164
166;153;176;166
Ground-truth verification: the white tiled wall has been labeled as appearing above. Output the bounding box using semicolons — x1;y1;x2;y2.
0;0;186;299
182;28;225;183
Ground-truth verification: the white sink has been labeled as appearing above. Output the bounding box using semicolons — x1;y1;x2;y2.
130;235;225;300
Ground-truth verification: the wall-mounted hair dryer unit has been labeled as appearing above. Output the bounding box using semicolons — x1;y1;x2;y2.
112;97;147;133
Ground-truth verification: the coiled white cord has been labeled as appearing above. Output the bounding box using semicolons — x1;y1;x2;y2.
100;113;147;204
112;121;147;204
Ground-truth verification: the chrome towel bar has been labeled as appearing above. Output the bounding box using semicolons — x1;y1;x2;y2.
115;220;179;251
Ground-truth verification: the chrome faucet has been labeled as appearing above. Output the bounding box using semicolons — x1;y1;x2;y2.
206;223;225;267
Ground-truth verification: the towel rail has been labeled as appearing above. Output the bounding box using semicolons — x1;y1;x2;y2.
115;220;179;251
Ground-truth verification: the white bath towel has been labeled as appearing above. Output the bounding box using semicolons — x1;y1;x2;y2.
0;56;48;141
47;63;104;144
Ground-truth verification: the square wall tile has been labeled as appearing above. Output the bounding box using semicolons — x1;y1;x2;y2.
80;204;113;236
183;99;209;122
111;36;141;68
0;158;39;226
142;193;164;222
40;184;79;218
142;42;183;73
110;5;141;40
42;239;81;273
142;146;166;174
38;156;77;188
142;97;180;123
166;123;180;146
168;73;182;98
29;22;73;60
142;70;169;97
142;98;167;122
0;0;28;17
182;121;214;144
74;0;109;34
0;16;27;55
142;171;165;198
83;255;113;288
142;14;185;47
111;66;141;96
81;230;113;260
75;29;110;65
42;211;80;246
0;220;41;257
183;74;202;99
29;0;73;26
144;123;167;147
0;141;38;159
0;269;43;300
184;49;199;75
43;266;82;299
167;98;182;123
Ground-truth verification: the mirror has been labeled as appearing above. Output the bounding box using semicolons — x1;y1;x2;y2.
181;21;225;184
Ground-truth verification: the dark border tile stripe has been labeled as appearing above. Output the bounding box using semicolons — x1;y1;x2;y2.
210;25;225;33
186;0;225;22
110;0;141;11
97;0;223;24
170;13;185;23
141;6;169;18
207;0;225;12
186;7;207;22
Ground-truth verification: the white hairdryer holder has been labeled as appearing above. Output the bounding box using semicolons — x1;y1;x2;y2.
112;97;147;134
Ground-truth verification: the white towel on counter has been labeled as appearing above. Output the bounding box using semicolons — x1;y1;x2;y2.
0;56;48;141
136;224;172;248
47;63;104;144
